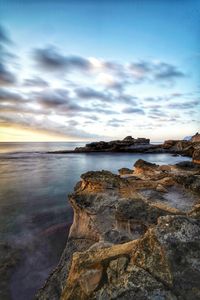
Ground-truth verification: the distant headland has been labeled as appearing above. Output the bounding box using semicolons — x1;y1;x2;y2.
48;133;200;164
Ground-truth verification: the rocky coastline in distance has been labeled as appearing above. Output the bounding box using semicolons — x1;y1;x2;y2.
36;133;200;300
49;133;200;164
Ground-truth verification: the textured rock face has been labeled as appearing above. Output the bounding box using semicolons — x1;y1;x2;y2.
162;138;200;159
36;159;200;300
61;215;200;300
162;140;194;156
192;132;200;142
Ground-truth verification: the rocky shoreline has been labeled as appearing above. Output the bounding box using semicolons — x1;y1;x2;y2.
48;135;200;164
36;155;200;300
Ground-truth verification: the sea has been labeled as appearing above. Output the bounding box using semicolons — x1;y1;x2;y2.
0;142;191;300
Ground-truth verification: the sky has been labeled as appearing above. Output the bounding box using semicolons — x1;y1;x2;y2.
0;0;200;142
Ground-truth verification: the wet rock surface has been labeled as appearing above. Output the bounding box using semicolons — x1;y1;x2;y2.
36;159;200;300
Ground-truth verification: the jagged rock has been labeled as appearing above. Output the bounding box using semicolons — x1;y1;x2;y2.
134;159;158;171
36;160;200;300
192;132;200;142
78;170;126;192
61;215;200;300
134;159;161;178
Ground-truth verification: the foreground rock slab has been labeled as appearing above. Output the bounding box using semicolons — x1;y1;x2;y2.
36;159;200;300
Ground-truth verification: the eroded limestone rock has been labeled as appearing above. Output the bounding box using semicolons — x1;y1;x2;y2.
36;159;200;300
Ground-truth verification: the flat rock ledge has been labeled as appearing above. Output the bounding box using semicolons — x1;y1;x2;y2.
36;159;200;300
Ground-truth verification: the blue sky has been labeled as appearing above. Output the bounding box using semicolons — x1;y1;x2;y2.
0;0;199;141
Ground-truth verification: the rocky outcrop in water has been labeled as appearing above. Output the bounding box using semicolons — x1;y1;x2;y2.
74;136;154;153
36;158;200;300
49;135;200;162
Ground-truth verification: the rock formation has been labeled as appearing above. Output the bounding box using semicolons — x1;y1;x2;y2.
36;158;200;300
192;132;200;142
49;135;200;163
74;136;152;153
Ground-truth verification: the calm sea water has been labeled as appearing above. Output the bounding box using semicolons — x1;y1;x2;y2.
0;142;191;300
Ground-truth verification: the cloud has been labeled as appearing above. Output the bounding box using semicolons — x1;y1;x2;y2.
24;88;117;116
33;47;91;72
0;25;11;45
148;107;168;117
107;118;125;127
0;108;100;140
75;87;111;102
23;76;49;87
122;107;145;114
168;100;199;109
118;94;138;105
129;61;151;80
34;88;79;111
0;88;22;102
32;47;186;88
0;33;191;141
75;88;139;106
154;63;185;81
129;61;185;84
0;63;16;86
0;25;17;86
